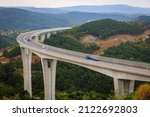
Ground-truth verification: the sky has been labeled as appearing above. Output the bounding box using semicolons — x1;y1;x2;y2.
0;0;149;8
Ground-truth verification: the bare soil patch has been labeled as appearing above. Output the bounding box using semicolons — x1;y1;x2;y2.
80;30;150;55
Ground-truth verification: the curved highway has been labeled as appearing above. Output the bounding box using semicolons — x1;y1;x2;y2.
17;27;150;99
17;27;150;78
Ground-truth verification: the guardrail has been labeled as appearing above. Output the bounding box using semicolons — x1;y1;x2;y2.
99;56;150;69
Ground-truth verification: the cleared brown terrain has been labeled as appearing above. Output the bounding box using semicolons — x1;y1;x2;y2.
81;29;150;55
0;55;40;64
13;55;40;63
0;57;10;63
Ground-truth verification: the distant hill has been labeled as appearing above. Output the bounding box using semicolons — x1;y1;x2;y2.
72;19;144;39
60;5;150;14
15;7;68;14
0;6;148;30
136;15;150;23
58;12;133;24
0;8;135;30
16;5;150;15
0;8;69;30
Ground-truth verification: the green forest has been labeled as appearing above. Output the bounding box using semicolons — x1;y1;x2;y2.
44;33;99;53
0;30;21;49
0;57;114;100
136;15;150;23
71;19;145;39
104;38;150;63
3;46;21;58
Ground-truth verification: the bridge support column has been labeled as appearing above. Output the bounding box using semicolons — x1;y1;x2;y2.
46;32;51;39
114;78;135;97
41;58;57;100
40;34;45;42
32;36;40;43
21;47;32;97
52;31;57;34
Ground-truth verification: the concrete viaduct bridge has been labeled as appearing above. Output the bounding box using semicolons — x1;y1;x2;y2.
17;27;150;100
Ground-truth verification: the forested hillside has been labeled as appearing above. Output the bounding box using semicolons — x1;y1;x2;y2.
18;5;150;14
0;30;21;49
0;8;69;30
44;33;99;53
0;35;13;49
136;15;150;23
73;19;144;39
59;5;150;14
58;12;133;25
0;8;140;30
0;63;24;99
103;38;150;63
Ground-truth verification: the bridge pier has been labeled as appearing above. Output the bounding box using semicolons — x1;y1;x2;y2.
46;32;51;39
41;58;57;100
32;36;40;43
52;31;57;34
114;78;135;97
40;34;45;42
21;47;32;97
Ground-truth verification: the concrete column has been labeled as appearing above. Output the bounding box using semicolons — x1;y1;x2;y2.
41;58;57;100
52;32;57;34
21;47;32;97
32;36;40;43
114;78;135;97
40;34;45;42
46;32;51;39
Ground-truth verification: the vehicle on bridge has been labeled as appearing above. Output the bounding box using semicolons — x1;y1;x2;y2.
85;55;99;61
42;45;45;49
27;39;30;42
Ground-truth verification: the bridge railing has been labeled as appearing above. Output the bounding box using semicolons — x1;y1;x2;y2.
99;56;150;69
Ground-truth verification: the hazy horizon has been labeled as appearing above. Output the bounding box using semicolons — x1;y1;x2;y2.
0;4;150;9
0;0;149;8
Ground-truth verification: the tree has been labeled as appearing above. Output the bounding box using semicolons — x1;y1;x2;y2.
133;84;150;100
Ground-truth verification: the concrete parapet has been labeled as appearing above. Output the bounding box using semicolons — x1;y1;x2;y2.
99;56;150;69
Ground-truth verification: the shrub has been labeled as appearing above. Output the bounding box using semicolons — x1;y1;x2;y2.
133;84;150;100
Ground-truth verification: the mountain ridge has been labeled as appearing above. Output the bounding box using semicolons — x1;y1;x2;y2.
7;4;150;15
0;8;69;30
136;15;150;23
0;8;136;30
